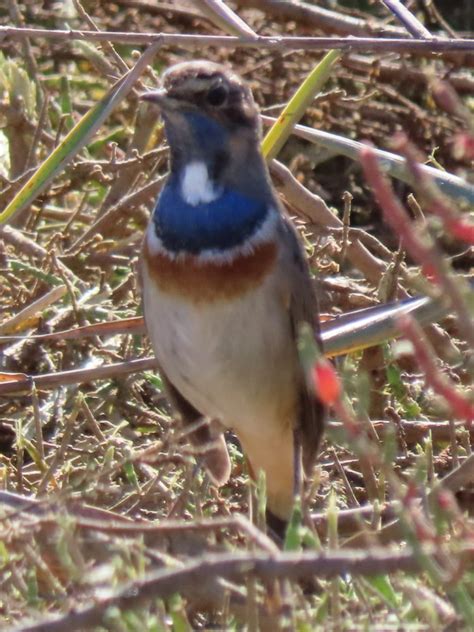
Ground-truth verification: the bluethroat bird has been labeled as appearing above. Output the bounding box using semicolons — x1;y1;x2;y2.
140;61;326;536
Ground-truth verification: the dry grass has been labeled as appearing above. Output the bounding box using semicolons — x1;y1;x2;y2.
0;1;473;630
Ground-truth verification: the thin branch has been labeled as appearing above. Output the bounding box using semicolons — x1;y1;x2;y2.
0;316;145;343
270;160;396;290
346;453;474;547
436;453;474;492
397;315;474;424
381;0;433;39
193;0;258;38
1;495;278;554
236;0;408;37
334;419;474;444
394;133;474;243
342;54;474;93
261;116;474;203
0;224;47;259
0;358;158;395
0;286;67;335
0;27;473;55
360;144;474;349
12;545;474;632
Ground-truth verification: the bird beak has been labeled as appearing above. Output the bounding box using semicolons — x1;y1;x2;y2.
140;88;171;109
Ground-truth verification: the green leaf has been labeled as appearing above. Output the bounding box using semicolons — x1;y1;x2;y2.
123;461;139;488
364;575;399;610
0;52;37;117
9;260;64;287
262;49;341;161
169;594;191;632
26;568;39;605
143;372;163;390
284;497;303;551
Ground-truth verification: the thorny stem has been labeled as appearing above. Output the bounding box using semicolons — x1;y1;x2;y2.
0;27;473;55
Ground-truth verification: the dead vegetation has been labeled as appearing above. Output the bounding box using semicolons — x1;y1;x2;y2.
0;1;473;630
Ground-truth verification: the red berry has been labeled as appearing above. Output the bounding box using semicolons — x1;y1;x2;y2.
312;360;341;405
448;219;474;245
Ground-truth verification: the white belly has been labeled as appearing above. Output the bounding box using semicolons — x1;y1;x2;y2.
142;269;299;435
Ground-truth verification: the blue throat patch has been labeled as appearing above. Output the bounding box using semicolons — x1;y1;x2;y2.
164;111;229;165
153;177;269;254
184;111;228;149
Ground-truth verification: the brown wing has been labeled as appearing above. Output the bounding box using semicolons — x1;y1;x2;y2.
161;372;231;486
277;216;326;474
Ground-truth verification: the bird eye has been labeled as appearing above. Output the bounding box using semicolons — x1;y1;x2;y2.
206;83;228;107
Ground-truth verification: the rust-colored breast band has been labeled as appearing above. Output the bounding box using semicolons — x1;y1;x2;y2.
143;240;277;304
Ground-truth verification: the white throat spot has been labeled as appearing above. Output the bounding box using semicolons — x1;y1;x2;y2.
181;161;220;206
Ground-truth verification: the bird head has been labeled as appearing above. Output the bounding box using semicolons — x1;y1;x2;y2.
141;61;266;194
142;60;259;132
